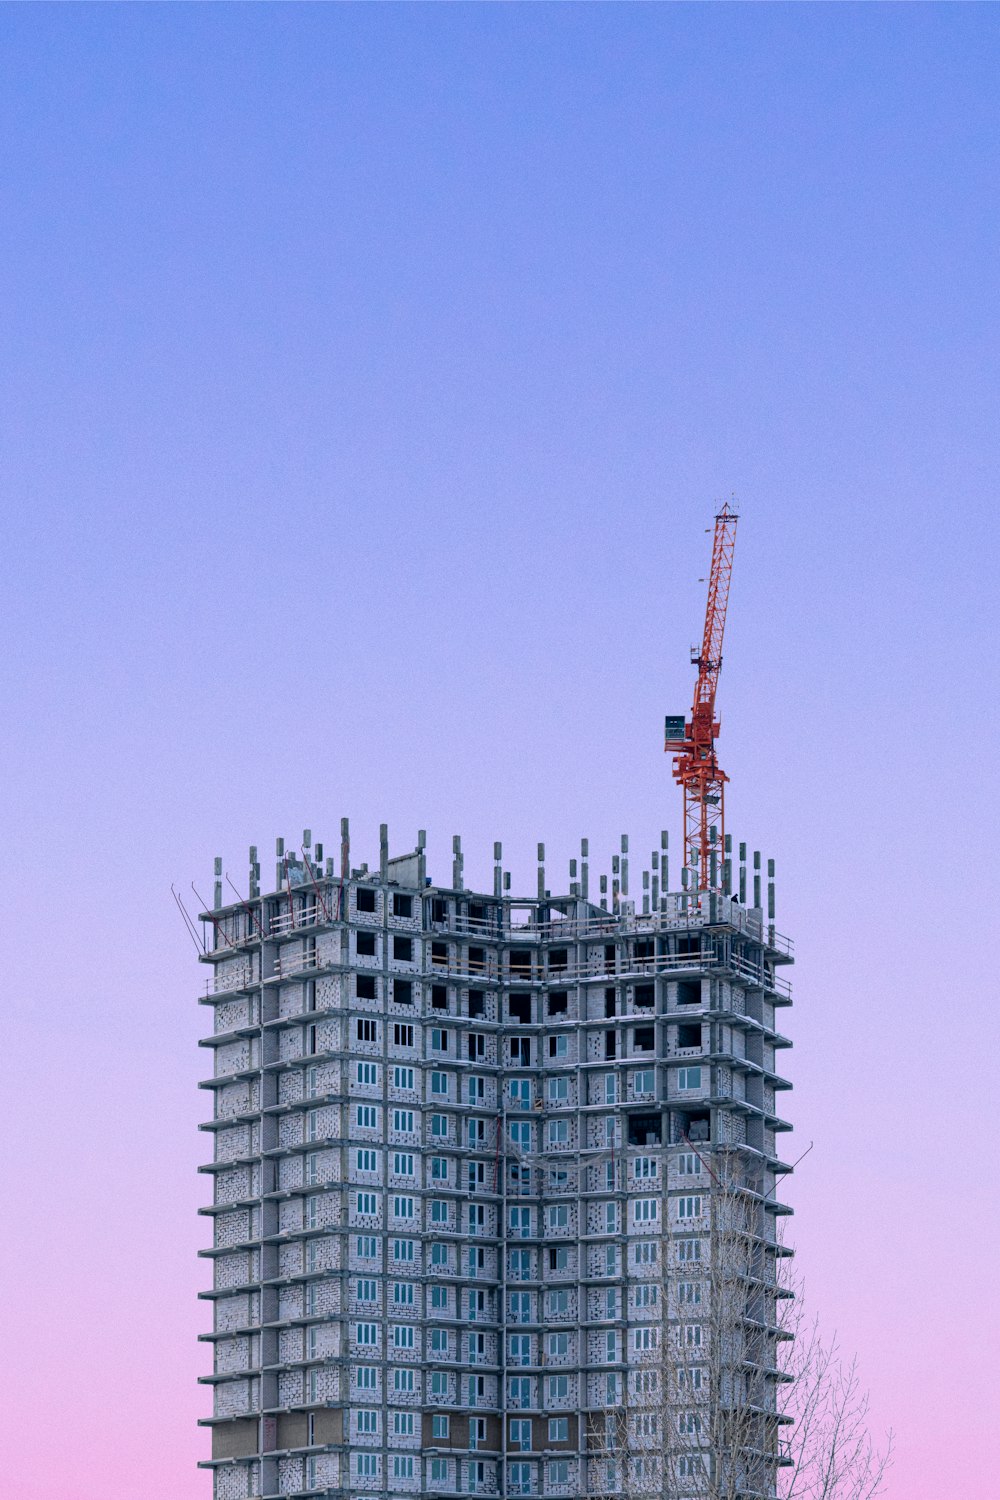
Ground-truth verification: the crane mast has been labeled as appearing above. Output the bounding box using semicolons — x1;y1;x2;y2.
664;503;739;892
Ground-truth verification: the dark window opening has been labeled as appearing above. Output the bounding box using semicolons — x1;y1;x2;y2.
468;990;485;1018
431;897;448;923
677;935;701;957
393;936;413;962
305;1025;317;1055
432;985;448;1011
548;1247;569;1271
549;948;568;973
511;1038;531;1065
628;1112;662;1147
356;887;376;913
634;938;654;961
393;1023;413;1047
469;902;487;922
356;931;376;957
635;984;655;1009
604;988;616;1019
394;979;413;1005
356;975;377;1000
393;893;413;919
633;1027;655;1053
547;991;568;1016
604;944;616;965
677;1022;702;1049
468;947;485;972
604;1031;616;1060
674;1108;710;1144
468;1033;486;1060
432;941;448;967
677;980;701;1006
509;993;532;1025
510;949;532;975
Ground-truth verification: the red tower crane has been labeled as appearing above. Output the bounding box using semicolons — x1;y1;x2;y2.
664;502;739;892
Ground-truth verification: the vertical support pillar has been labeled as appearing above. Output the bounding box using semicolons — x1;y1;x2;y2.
249;846;259;901
753;850;762;910
493;842;503;900
739;841;747;904
537;843;546;903
620;835;629;898
600;874;608;912
452;836;463;891
213;856;222;911
340;819;350;881
275;837;285;893
722;833;732;897
379;824;389;882
417;830;427;890
581;839;589;902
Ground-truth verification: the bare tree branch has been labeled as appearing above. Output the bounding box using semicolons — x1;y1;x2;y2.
587;1150;892;1500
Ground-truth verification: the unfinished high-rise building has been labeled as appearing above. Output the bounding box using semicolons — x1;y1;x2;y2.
196;823;792;1500
195;504;794;1499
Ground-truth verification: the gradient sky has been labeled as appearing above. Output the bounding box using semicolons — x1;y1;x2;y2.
1;6;998;1498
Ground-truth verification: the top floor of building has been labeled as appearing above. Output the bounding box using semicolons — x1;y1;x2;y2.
196;825;789;951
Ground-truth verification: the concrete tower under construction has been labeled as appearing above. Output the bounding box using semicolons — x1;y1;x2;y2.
196;824;793;1500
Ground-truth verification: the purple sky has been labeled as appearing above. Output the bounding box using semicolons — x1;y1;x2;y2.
1;6;998;1497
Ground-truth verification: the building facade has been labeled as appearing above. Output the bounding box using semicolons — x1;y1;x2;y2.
199;827;792;1500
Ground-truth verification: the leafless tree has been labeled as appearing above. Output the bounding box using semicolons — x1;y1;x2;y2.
777;1305;892;1500
588;1148;891;1500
